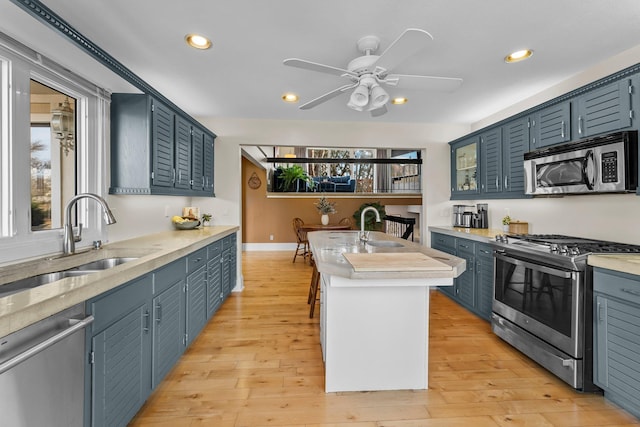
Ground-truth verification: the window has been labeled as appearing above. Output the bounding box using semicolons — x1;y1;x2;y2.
0;33;108;263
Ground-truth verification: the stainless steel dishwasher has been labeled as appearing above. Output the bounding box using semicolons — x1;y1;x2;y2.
0;303;94;427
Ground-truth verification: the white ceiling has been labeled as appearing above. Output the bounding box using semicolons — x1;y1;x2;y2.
2;0;640;126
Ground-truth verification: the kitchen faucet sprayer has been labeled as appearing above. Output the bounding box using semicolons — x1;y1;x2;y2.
63;193;116;255
360;206;381;242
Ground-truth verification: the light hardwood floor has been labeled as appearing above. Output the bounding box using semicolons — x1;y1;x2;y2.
130;251;640;427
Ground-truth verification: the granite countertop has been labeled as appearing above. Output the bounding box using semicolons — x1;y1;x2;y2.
428;225;505;243
588;254;640;276
0;226;238;337
308;230;465;281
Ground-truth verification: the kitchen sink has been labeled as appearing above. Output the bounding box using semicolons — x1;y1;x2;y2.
0;270;96;298
366;240;404;248
70;257;138;271
0;257;139;298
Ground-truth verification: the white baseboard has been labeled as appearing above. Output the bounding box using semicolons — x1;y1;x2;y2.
242;242;297;251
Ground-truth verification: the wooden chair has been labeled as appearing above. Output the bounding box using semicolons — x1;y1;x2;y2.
308;255;321;318
292;218;309;263
338;217;352;229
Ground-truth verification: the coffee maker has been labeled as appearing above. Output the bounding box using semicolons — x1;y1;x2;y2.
453;204;488;229
452;205;467;227
473;203;489;229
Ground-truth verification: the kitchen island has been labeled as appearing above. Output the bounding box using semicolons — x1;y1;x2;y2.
308;231;465;392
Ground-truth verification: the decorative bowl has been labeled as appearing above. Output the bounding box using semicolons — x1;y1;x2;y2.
173;219;200;230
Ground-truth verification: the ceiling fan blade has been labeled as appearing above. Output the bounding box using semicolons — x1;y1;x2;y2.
283;58;357;78
370;104;388;117
299;84;357;110
388;74;463;92
373;29;434;75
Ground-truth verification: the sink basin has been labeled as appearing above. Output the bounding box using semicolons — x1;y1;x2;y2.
0;257;139;298
71;257;138;271
366;240;404;248
0;270;95;298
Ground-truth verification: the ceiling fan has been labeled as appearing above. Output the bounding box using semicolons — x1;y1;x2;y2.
283;28;463;117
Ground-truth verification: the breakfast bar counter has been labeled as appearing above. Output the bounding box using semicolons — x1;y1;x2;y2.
308;231;465;392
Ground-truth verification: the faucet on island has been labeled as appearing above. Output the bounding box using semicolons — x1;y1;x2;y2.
360;206;381;241
63;193;117;255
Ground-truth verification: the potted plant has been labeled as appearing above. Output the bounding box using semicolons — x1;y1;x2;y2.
201;213;212;226
278;165;314;192
502;215;511;232
315;196;336;225
353;202;386;231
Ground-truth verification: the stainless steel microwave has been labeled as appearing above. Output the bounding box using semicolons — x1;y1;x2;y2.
524;131;638;195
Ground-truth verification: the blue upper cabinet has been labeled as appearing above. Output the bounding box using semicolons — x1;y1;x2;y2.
530;101;571;150
574;79;633;138
450;136;480;199
479;127;502;194
502;117;530;196
110;93;216;196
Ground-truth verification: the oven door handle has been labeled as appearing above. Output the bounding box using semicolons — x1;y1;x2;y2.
494;253;574;278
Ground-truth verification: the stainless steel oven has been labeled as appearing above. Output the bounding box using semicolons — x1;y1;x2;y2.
491;234;640;392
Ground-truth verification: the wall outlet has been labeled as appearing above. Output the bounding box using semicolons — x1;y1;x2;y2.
269;234;274;241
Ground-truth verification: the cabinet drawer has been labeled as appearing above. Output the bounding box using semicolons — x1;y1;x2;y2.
187;248;208;274
207;239;223;257
89;274;152;334
594;268;640;306
153;258;186;294
456;238;476;256
431;233;456;253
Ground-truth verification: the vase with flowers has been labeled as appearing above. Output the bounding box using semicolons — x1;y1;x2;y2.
315;196;336;225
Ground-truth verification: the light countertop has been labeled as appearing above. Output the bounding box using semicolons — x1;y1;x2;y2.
428;226;504;243
308;230;465;281
588;254;640;277
0;226;238;337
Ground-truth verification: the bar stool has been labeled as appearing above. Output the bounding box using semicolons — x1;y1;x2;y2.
308;255;321;318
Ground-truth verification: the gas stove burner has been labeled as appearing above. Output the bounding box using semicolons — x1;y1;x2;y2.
495;232;640;258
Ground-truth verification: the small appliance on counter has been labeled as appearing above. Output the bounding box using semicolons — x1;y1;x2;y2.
453;204;488;229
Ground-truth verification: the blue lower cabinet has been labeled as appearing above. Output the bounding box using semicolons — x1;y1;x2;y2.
86;234;237;426
594;268;640;418
88;275;152;427
430;232;494;321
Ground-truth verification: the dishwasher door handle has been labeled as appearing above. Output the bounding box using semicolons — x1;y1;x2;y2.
0;315;94;375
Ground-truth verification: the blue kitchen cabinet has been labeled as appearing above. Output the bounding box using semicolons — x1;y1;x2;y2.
574;78;633;138
431;232;457;298
450;136;480;199
593;267;640;419
479;127;503;194
86;236;236;426
151;259;186;388
431;232;494;321
88;274;153;427
222;233;237;298
207;239;224;317
475;243;494;321
530;101;572;150
109;93;216;196
501;117;530;197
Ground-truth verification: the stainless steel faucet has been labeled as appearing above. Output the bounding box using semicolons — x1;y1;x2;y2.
360;206;381;241
63;193;117;255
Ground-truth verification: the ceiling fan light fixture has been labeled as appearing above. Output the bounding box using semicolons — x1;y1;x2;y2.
505;49;533;63
391;97;408;105
369;84;389;108
185;33;212;50
349;84;369;108
281;93;299;103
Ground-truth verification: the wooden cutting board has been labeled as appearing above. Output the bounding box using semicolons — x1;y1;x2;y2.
342;252;453;272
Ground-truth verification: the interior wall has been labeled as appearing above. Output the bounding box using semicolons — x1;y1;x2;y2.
241;157;421;243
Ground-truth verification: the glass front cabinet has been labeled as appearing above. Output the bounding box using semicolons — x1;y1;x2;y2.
451;137;479;198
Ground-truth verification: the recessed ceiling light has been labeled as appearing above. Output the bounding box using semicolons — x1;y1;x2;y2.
282;93;299;103
505;49;533;63
391;97;408;105
185;34;211;50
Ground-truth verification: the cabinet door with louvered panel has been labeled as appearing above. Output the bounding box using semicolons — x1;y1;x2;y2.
475;243;494;321
480;127;503;194
152;280;185;388
151;100;175;189
575;79;633;138
502;117;530;196
174;116;192;190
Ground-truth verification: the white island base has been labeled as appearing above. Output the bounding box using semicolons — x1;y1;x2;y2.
321;274;453;392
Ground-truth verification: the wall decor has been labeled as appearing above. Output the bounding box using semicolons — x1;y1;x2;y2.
248;172;261;189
